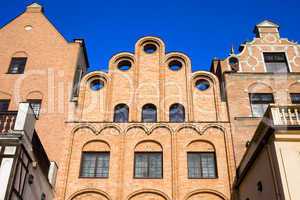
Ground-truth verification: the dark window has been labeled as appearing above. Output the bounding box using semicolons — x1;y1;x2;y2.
0;100;10;111
290;93;300;104
257;181;263;192
80;152;109;178
143;44;157;54
168;60;182;71
117;60;132;71
250;93;274;117
8;57;27;74
229;57;239;71
113;104;129;122
142;104;157;122
195;79;210;91
134;152;162;178
41;193;46;200
264;53;289;73
27;99;42;118
169;103;185;122
187;152;217;179
90;79;104;91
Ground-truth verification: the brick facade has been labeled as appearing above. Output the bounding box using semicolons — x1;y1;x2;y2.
0;3;299;200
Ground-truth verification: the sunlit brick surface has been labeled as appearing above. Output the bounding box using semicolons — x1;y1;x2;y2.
1;4;300;200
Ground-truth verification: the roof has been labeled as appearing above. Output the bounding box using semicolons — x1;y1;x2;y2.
256;20;279;28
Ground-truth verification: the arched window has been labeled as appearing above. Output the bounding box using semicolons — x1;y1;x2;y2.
187;140;217;179
113;104;129;123
80;141;110;178
8;57;27;74
142;104;157;122
229;57;239;72
134;141;163;178
169;103;185;122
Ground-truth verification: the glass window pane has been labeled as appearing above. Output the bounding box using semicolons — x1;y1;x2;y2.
9;57;27;74
266;63;288;73
135;153;162;178
170;104;185;122
142;104;157;122
188;153;201;178
188;153;216;179
0;100;10;111
290;93;300;104
250;93;273;102
251;104;265;117
250;93;274;117
264;53;289;73
28;99;42;117
95;153;109;177
200;153;216;178
149;153;162;178
114;104;129;122
80;152;109;178
81;153;96;177
135;154;148;178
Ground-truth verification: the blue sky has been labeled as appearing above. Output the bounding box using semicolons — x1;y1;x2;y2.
1;0;300;72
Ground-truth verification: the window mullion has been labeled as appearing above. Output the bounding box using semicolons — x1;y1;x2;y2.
94;154;98;177
199;154;203;178
147;154;150;178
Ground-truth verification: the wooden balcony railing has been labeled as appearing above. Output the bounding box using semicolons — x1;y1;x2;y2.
270;105;300;126
0;111;18;134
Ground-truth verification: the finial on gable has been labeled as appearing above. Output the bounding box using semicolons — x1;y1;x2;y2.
26;2;44;13
230;45;235;55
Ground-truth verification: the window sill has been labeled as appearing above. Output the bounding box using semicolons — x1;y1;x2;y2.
6;72;24;74
78;176;109;179
133;177;163;179
234;116;262;120
188;177;218;179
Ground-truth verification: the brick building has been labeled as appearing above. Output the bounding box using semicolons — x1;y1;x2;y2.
0;3;300;200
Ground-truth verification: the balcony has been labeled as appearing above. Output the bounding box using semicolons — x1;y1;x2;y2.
0;111;17;134
237;104;300;179
270;105;300;126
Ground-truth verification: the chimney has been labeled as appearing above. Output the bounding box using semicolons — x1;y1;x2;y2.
26;3;44;13
254;20;280;40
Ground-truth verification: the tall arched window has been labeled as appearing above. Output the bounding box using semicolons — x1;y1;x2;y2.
169;103;185;122
134;141;163;178
80;141;110;178
113;104;129;122
187;140;217;179
142;104;157;122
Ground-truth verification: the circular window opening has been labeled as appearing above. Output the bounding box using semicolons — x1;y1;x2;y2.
195;79;210;91
169;60;182;71
143;43;157;54
90;79;104;91
117;60;132;71
24;25;33;31
229;57;239;72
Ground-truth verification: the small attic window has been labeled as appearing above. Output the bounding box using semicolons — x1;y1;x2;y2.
195;79;210;91
90;79;104;91
229;57;239;72
8;57;27;74
263;53;289;73
24;25;33;31
117;60;132;71
168;60;182;71
143;43;157;54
